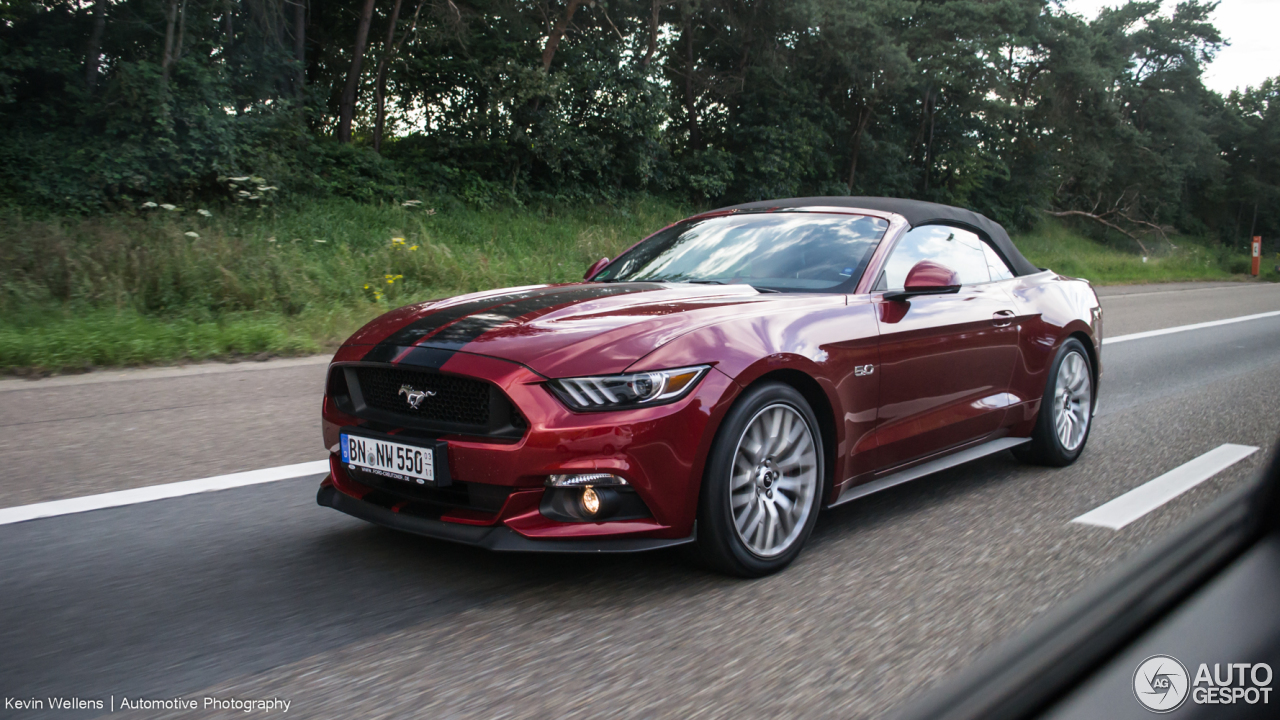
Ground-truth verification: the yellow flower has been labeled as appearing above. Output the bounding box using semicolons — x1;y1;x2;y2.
391;237;406;246
409;245;419;251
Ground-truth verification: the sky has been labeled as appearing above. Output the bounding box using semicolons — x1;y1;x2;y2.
1061;0;1280;95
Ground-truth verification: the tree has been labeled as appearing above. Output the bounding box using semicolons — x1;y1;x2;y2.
0;0;1274;235
338;0;378;143
83;0;108;91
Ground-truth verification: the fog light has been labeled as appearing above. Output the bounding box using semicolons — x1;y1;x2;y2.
545;472;628;488
582;486;601;515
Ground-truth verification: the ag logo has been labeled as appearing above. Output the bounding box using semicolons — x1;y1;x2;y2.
1134;655;1190;713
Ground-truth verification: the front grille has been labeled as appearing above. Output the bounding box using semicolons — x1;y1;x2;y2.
354;366;490;425
330;363;526;440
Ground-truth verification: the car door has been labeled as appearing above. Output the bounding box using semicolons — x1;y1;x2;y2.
867;224;1021;471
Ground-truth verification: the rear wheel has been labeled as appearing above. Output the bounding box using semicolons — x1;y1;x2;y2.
697;382;823;577
1015;337;1094;466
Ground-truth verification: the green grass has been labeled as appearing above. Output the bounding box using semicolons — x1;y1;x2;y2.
0;310;321;372
1011;221;1258;284
0;197;1267;373
0;196;691;372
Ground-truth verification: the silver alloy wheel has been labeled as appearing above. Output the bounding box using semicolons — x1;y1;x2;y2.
1053;350;1092;452
729;403;819;558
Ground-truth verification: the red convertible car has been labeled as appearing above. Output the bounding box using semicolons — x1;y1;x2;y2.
317;197;1102;576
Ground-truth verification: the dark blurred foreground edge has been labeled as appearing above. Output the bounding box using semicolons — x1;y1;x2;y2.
896;439;1280;720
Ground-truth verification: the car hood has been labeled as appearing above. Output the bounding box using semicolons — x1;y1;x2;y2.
344;282;845;377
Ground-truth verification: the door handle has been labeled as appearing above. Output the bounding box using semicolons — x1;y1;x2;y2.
992;310;1016;327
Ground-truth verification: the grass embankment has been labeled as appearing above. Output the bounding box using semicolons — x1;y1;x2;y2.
0;198;1269;373
0;198;689;372
1013;222;1268;284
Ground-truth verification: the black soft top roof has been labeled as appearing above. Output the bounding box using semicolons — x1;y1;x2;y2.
719;196;1041;277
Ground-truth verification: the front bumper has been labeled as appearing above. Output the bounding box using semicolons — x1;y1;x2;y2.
319;344;739;547
317;484;695;552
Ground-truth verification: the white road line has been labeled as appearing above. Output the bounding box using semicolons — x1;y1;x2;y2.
1104;310;1280;345
1071;444;1259;530
0;460;330;526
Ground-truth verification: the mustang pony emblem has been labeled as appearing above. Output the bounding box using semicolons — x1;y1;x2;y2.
398;384;436;409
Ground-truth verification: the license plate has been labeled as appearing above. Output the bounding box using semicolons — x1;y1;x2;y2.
341;433;435;485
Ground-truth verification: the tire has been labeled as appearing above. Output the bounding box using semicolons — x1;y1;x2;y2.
1014;337;1095;467
696;382;824;577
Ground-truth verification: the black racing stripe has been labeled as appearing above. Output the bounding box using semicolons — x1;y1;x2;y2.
377;286;570;349
359;345;456;368
418;284;663;351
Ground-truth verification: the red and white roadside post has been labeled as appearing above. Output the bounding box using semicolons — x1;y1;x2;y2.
1252;236;1262;277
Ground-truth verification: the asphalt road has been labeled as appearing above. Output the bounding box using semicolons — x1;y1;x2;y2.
1;281;1278;719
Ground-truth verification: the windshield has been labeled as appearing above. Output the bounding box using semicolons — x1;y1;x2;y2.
594;212;889;292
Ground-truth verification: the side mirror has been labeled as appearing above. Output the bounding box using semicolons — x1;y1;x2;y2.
883;260;961;302
584;257;610;280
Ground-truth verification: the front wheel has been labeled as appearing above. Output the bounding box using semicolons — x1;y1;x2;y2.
1015;337;1095;466
697;382;824;577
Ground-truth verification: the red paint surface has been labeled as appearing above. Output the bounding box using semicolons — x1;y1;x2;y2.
903;259;960;289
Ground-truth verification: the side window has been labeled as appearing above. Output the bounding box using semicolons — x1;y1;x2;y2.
981;241;1015;281
877;225;991;290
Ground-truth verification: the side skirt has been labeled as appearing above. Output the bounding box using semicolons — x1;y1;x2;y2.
829;436;1030;508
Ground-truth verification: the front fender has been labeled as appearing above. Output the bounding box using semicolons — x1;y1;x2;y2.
626;296;882;489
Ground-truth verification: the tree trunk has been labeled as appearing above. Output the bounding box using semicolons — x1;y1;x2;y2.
541;0;585;72
372;0;404;153
84;0;108;91
846;105;872;194
338;0;378;143
640;0;659;68
293;0;307;97
923;90;936;193
174;0;188;66
224;0;234;45
682;10;700;149
161;0;179;87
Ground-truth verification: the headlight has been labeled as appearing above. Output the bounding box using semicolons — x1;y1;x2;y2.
547;365;710;411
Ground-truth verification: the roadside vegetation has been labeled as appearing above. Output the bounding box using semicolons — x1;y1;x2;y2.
1;197;1270;374
2;1;1277;373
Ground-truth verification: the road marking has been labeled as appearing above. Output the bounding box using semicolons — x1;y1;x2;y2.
0;460;330;526
1071;444;1259;530
1104;310;1280;345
